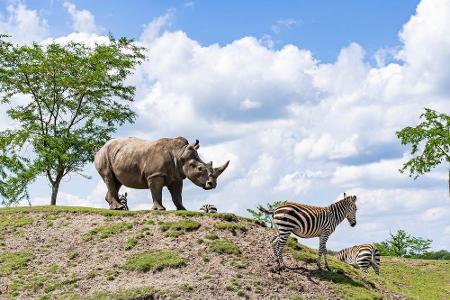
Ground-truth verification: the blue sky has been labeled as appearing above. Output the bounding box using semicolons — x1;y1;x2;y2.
8;0;418;62
1;0;449;251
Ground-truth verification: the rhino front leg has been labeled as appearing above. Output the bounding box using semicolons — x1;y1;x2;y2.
148;177;166;210
103;176;124;210
168;180;186;210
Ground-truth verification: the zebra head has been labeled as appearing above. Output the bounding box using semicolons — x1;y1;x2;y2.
343;193;357;227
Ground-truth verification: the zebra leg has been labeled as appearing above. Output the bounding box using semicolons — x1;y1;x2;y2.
272;231;290;269
317;233;330;270
373;264;380;275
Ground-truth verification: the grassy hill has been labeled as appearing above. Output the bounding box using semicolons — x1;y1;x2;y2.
0;206;448;300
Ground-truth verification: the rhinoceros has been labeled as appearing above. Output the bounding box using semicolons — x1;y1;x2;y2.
94;137;229;210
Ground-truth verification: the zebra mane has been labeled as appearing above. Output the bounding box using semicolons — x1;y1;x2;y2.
328;196;354;221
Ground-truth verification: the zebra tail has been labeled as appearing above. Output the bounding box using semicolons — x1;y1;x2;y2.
258;205;274;216
372;248;379;267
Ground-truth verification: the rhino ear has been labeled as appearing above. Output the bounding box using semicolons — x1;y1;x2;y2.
214;160;230;176
206;161;213;169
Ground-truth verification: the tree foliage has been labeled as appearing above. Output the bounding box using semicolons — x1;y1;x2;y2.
0;35;145;206
375;229;432;258
247;201;287;227
396;108;450;194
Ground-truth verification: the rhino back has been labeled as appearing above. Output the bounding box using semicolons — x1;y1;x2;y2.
104;137;187;188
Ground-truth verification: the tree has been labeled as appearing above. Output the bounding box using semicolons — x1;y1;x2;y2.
247;200;287;227
375;230;432;258
396;108;450;196
0;35;145;206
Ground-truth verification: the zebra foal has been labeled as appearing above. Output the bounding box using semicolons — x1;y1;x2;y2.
336;244;380;275
259;193;358;270
118;193;129;210
200;204;217;213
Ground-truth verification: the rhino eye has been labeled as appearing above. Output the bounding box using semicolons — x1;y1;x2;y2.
197;166;203;171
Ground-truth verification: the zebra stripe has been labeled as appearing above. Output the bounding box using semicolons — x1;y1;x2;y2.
336;244;380;275
200;204;217;213
259;193;357;270
118;193;129;211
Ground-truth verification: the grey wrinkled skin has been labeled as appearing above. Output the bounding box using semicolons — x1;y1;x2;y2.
94;137;230;210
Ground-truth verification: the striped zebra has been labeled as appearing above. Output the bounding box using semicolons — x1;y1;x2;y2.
200;204;217;213
118;192;129;210
259;193;357;270
336;244;380;275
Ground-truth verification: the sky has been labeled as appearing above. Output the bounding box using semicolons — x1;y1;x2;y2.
0;0;449;251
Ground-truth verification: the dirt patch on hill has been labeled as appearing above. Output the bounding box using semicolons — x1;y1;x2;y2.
0;208;405;299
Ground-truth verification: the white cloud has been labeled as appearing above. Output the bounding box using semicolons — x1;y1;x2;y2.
275;172;313;196
0;2;48;44
271;19;297;34
2;1;450;250
332;157;406;187
140;10;174;44
63;1;100;34
421;206;450;221
345;187;447;217
239;98;261;110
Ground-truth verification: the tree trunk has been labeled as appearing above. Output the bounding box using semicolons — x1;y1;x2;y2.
50;177;62;205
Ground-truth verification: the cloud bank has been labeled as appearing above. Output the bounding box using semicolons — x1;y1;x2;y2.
0;0;449;250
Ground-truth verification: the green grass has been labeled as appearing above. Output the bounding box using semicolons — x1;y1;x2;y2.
205;234;219;240
123;250;185;272
209;239;241;255
372;257;450;300
124;237;138;251
0;215;33;230
230;258;249;269
7;271;64;298
166;231;184;238
85;287;160;300
180;283;193;291
0;205;261;226
0;251;31;275
214;222;247;233
225;277;246;297
68;251;79;260
83;222;132;241
159;219;201;232
287;237;382;299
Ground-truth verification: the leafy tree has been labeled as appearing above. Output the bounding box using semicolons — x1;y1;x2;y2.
247;201;287;227
375;230;432;258
421;249;450;260
0;35;145;206
396;108;450;196
407;236;432;257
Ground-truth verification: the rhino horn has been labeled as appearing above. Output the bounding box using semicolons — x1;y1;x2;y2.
190;139;200;150
214;160;230;176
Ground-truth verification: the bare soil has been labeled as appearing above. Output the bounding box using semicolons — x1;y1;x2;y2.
0;208;405;299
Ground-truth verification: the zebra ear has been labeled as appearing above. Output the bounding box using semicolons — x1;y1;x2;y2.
352;195;356;202
125;192;127;197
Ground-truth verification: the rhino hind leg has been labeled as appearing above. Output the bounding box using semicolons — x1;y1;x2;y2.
103;175;125;210
168;180;186;210
148;177;166;210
